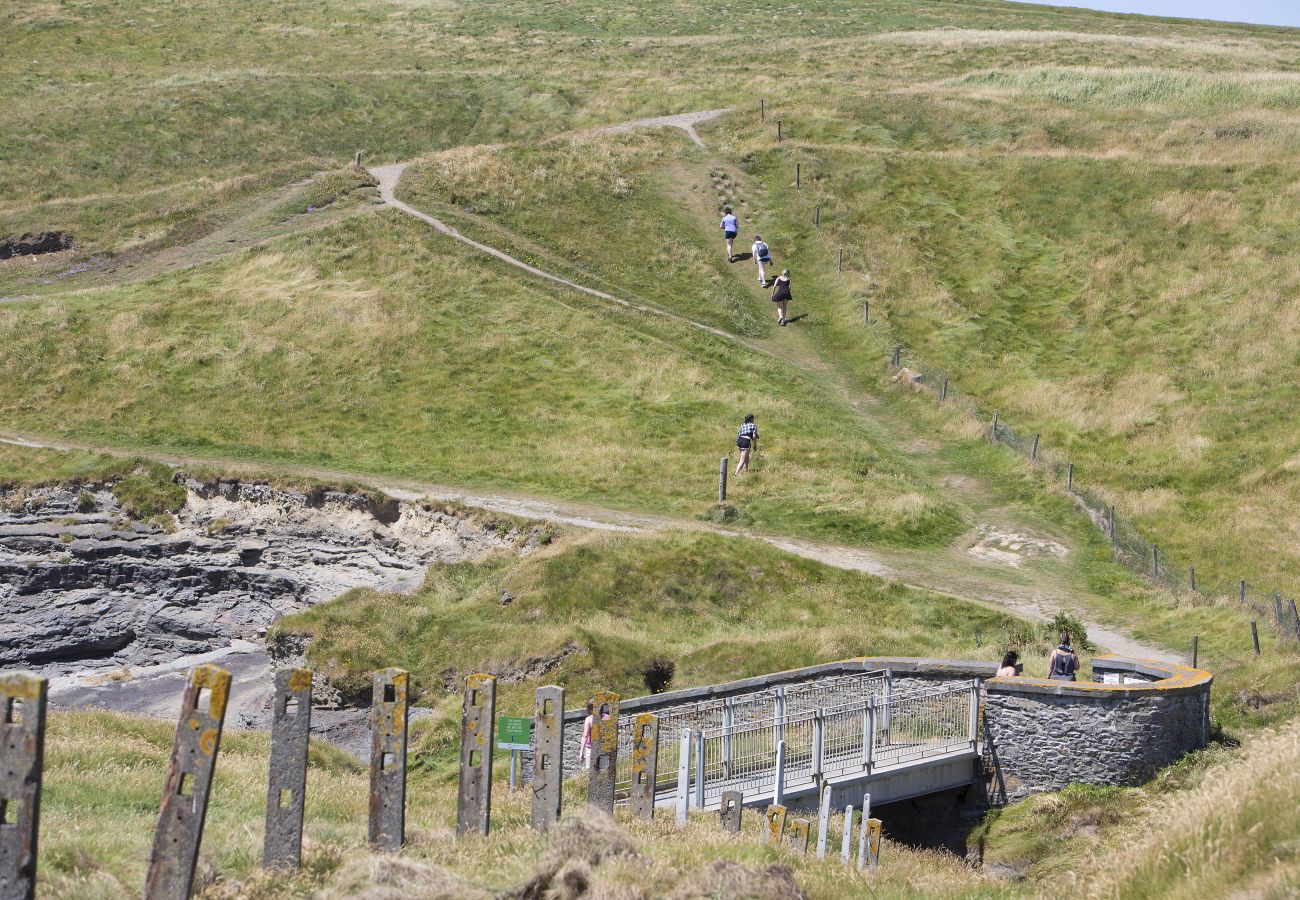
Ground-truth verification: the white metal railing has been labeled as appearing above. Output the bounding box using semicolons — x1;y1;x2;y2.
613;670;888;797
681;679;979;807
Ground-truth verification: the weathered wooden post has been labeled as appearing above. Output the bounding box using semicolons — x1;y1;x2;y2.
531;685;564;831
145;665;231;900
1189;564;1196;592
991;410;999;441
371;668;411;849
840;804;855;864
863;300;870;325
353;151;362;167
263;667;312;871
838;248;843;272
1192;635;1199;669
760;98;765;122
1067;461;1074;491
765;804;787;846
0;672;47;900
776;119;782;142
1289;599;1300;641
940;377;948;403
1251;620;1261;656
1152;545;1160;580
796;162;801;188
815;782;832;859
814;206;820;227
1240;579;1247;605
456;673;494;837
1108;505;1116;544
720;791;742;833
1031;433;1040;461
1274;594;1284;629
587;691;620;813
630;713;659;821
718;458;728;503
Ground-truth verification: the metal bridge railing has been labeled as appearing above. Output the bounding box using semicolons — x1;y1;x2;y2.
677;680;979;808
613;670;888;798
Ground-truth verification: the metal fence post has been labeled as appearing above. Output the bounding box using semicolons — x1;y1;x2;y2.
531;685;564;831
676;728;692;824
0;672;47;900
840;804;854;864
881;672;892;747
774;686;786;747
456;672;493;837
263;667;312;871
969;679;981;749
145;665;230;900
694;730;706;809
812;708;824;780
722;698;734;779
720;790;743;833
588;691;620;813
773;740;786;807
862;699;875;773
718;458;728;503
630;713;659;821
816;783;832;859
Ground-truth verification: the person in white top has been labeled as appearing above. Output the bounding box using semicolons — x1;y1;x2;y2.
751;235;772;285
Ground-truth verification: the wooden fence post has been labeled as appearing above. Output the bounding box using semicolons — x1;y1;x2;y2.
1251;621;1260;656
991;410;999;441
838;248;843;272
1152;545;1159;580
1289;599;1300;641
0;672;48;900
1192;635;1199;669
263;668;312;871
940;377;948;403
718;458;728;503
145;665;230;900
776;120;782;142
760;98;765;122
1031;433;1039;461
373;668;411;848
863;300;869;325
796;162;801;188
814;206;820;227
1189;565;1196;592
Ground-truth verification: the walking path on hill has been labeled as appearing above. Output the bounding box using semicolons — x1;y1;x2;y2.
0;430;1180;664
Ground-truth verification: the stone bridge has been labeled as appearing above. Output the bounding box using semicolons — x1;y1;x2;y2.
554;655;1211;811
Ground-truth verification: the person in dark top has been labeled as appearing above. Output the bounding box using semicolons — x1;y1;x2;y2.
735;414;758;475
1048;632;1080;681
770;269;792;325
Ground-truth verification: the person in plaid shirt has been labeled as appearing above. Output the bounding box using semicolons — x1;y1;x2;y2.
735;414;758;475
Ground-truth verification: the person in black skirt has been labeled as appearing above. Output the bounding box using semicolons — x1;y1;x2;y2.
770;269;792;325
735;414;758;475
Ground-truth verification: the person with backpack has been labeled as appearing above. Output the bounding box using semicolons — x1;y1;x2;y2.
751;235;772;285
770;269;792;325
720;206;739;262
735;414;758;475
1047;633;1080;681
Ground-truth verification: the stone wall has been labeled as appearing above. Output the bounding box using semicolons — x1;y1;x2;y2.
982;656;1212;803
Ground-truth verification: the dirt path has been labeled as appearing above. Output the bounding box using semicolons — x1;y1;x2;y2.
0;430;1180;664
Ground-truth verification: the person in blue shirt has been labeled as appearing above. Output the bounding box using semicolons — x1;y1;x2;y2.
720;206;739;261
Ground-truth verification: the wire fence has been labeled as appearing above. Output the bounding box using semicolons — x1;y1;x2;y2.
885;348;1300;647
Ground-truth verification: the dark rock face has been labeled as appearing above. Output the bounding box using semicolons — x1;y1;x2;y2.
0;481;515;677
0;231;74;259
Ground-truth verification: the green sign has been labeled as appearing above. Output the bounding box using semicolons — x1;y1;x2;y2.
497;716;532;750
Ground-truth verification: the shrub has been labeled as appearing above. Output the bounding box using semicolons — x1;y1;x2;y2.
641;657;675;694
111;465;186;518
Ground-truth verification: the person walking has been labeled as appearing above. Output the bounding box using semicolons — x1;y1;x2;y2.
770;268;792;325
996;650;1019;678
720;206;739;262
751;234;772;285
735;414;758;475
579;700;595;769
1047;633;1080;681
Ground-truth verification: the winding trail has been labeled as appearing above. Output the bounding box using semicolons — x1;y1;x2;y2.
0;430;1180;664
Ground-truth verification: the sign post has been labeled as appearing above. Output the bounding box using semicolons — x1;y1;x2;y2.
497;716;532;791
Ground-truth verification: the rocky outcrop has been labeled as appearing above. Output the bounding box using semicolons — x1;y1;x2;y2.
0;479;522;676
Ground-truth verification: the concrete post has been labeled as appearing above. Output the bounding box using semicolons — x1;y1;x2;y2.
720;790;742;833
587;691;620;813
0;672;47;900
840;804;854;864
531;685;564;831
815;783;832;859
630;713;659;821
856;792;871;870
263;667;312;871
145;665;230;900
864;818;883;866
765;804;787;846
675;729;692;824
456;672;494;837
773;739;786;807
369;668;410;849
790;818;811;852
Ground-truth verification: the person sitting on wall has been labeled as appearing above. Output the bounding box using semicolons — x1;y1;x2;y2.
1047;632;1080;681
996;650;1019;677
